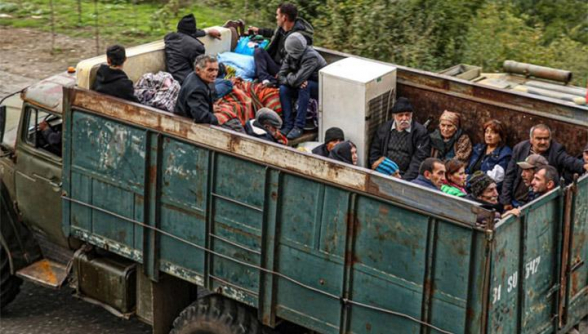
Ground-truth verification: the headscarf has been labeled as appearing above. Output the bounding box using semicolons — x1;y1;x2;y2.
439;110;461;128
329;141;356;165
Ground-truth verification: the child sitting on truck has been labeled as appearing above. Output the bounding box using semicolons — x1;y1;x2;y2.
93;45;139;103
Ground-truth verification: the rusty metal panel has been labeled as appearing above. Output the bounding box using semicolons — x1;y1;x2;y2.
158;138;208;284
66;111;146;261
489;191;562;333
559;174;588;333
399;84;588;157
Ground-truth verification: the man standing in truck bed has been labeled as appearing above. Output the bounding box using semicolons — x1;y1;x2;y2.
248;3;314;87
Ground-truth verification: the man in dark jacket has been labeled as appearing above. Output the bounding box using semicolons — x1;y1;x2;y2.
312;127;345;157
501;124;587;209
368;97;431;181
93;45;139;103
249;3;314;86
244;108;287;145
411;158;446;191
164;14;221;84
278;33;326;140
174;55;219;125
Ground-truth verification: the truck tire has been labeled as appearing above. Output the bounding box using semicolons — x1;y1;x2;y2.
0;244;23;309
170;294;262;334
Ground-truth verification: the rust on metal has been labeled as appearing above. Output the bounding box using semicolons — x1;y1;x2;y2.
15;259;67;288
558;186;574;326
68;87;485;226
399;84;588;156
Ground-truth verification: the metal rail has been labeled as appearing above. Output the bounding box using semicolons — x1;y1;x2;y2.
62;195;454;334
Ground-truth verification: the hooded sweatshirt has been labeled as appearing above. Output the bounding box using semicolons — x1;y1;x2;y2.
93;64;139;103
278;33;327;88
329;141;356;165
164;14;206;84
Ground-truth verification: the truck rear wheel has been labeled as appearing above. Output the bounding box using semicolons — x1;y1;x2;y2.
170;294;262;334
0;245;23;309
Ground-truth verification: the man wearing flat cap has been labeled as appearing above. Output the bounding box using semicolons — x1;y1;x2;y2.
244;108;288;145
368;97;430;181
511;154;548;206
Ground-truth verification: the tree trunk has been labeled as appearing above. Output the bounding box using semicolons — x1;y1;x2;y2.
94;0;100;55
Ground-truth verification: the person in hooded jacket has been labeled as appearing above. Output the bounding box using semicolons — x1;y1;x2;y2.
93;45;139;103
248;3;314;86
278;32;327;140
164;14;221;84
329;141;358;166
244;108;288;145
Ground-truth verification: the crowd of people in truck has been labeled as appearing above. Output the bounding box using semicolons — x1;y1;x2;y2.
81;3;588;219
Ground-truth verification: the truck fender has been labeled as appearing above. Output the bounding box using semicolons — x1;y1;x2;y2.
0;181;42;273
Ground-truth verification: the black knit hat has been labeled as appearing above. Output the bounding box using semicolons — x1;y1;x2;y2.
177;14;197;36
325;127;345;144
391;97;414;114
469;171;494;198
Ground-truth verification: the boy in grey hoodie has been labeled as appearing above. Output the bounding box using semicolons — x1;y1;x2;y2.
278;32;326;140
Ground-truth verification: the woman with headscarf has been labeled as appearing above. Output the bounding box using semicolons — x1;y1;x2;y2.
441;159;467;197
328;141;358;166
467;119;512;188
430;110;472;164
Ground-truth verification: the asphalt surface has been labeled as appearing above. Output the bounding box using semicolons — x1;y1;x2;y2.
0;281;151;334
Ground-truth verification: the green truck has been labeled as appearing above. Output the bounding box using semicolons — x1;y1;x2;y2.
1;28;587;334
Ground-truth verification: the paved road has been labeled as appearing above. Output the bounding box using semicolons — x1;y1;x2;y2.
0;281;151;334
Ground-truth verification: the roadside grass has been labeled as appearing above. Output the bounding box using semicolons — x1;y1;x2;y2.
0;0;235;46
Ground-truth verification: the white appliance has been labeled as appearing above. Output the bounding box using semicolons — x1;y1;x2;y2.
319;57;397;167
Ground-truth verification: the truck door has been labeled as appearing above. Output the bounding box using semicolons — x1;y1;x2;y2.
14;105;67;248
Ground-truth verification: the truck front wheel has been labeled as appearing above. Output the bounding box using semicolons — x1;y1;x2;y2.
170;294;262;334
0;244;22;309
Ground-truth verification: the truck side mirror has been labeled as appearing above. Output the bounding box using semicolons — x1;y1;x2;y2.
0;105;6;144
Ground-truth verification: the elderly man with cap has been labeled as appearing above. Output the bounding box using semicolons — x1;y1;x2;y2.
278;32;327;140
312;127;345;157
244;108;288;145
368;97;430;181
429;110;472;163
501;124;587;210
164;14;221;84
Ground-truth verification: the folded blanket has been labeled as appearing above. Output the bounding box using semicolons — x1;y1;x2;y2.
214;78;282;125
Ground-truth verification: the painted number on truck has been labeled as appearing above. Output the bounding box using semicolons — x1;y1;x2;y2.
525;256;541;279
492;256;541;305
